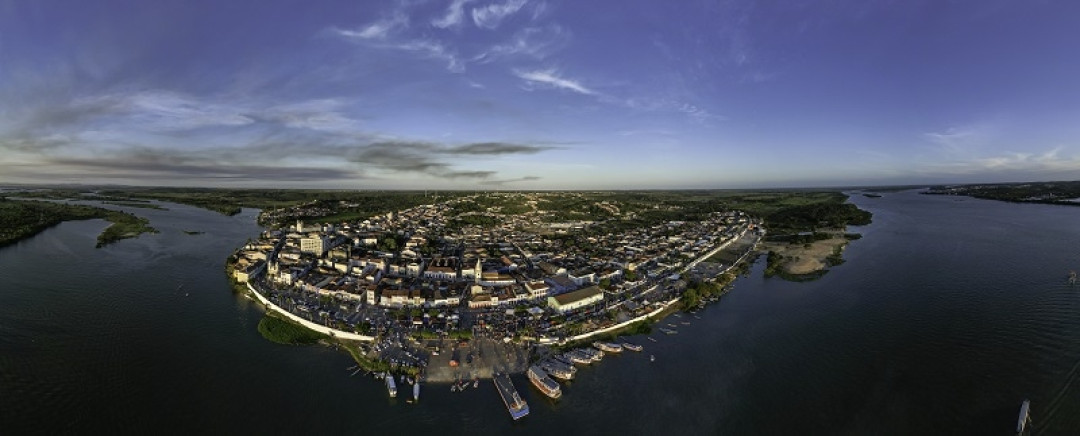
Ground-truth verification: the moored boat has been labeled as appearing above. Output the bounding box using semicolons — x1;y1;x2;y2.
413;382;420;402
621;342;644;352
593;341;623;353
386;374;398;398
539;360;575;380
581;347;604;362
527;366;562;399
567;351;592;365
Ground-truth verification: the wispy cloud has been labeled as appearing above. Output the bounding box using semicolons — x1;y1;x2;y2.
921;146;1080;177
125;91;254;131
0;86;557;184
260;99;359;133
333;13;408;40
445;142;556;155
480;175;541;186
923;124;994;154
472;25;568;63
471;0;528;29
432;0;474;29
513;68;595;95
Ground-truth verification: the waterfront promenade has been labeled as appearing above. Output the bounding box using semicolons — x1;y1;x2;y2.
246;281;374;342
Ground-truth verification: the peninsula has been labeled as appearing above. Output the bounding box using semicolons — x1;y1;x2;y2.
0;197;158;248
226;190;870;390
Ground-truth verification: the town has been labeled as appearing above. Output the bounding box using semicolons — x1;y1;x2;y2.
229;192;761;412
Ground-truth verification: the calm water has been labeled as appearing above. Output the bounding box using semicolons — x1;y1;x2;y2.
2;192;1079;435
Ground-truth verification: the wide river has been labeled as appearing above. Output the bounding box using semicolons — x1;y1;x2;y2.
2;191;1079;435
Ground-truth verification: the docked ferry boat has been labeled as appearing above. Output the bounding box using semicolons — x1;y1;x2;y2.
527;366;563;399
581;347;604;362
566;351;592;365
593;341;623;353
539;360;575;380
386;374;397;398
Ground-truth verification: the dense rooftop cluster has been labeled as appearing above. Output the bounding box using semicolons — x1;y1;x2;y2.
232;193;754;339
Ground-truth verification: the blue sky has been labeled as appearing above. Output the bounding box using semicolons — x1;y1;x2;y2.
1;0;1079;189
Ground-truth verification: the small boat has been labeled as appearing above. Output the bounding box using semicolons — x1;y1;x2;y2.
650;355;655;362
473;378;479;388
659;328;677;335
413;382;420;402
647;337;658;342
680;321;691;326
1017;399;1031;434
621;342;643;352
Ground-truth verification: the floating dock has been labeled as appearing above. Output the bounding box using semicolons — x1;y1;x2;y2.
494;374;530;421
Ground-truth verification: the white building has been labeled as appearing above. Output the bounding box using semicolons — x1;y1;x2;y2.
300;236;328;256
547;286;604;313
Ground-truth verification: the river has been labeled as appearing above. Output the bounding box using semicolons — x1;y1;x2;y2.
1;191;1078;434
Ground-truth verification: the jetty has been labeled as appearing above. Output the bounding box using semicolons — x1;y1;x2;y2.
494;374;530;420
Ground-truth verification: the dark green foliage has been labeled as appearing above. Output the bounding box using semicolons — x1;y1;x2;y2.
257;315;328;345
926;181;1080;206
764;250;784;277
0;200;157;248
765;202;872;232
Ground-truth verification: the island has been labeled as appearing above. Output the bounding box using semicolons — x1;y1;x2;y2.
0;197;158;248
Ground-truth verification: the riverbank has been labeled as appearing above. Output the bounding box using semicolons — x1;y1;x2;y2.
762;230;860;280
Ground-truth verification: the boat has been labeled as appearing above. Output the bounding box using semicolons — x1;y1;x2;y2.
386;374;398;398
473;378;479;388
650;354;655;362
659;328;678;335
567;350;592;365
527;366;562;399
647;337;658;342
581;347;604;362
539;360;575;380
680;321;691;326
413;382;420;402
494;374;530;420
621;342;643;352
593;341;623;353
552;354;575;366
1017;399;1031;434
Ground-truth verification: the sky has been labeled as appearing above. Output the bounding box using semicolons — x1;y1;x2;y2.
1;0;1079;189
